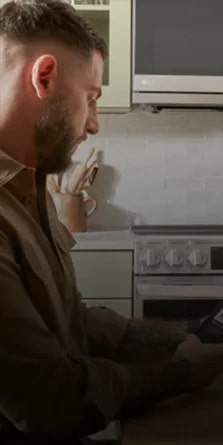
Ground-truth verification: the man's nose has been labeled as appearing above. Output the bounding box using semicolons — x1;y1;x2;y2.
86;112;99;135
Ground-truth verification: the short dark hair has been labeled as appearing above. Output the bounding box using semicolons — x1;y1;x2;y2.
0;0;107;59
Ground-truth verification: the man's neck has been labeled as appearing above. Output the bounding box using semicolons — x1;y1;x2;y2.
0;131;36;168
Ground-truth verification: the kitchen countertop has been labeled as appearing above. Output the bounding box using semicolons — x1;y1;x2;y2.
122;375;223;445
71;230;134;250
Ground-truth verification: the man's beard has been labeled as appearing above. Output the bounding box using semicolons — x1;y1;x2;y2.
34;98;79;174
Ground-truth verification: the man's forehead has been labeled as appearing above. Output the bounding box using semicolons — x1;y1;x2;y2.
84;51;104;84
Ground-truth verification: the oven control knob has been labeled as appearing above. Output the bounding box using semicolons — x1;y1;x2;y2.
146;248;160;268
188;248;207;267
165;248;184;267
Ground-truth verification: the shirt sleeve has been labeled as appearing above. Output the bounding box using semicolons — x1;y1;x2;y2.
80;302;130;359
0;233;129;435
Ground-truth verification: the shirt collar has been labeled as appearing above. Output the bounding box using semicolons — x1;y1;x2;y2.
0;149;34;188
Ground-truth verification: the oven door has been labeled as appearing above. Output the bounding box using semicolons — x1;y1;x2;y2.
134;276;223;321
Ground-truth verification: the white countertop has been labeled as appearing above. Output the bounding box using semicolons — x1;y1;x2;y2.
71;230;134;250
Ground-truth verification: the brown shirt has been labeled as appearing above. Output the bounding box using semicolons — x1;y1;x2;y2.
0;149;129;436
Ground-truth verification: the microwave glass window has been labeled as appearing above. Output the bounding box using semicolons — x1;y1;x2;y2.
135;0;223;76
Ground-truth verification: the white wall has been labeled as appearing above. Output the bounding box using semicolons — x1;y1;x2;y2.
74;109;223;230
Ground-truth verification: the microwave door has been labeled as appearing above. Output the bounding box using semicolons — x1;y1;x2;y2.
133;0;223;106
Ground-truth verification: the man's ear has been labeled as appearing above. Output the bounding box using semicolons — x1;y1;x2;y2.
31;54;57;99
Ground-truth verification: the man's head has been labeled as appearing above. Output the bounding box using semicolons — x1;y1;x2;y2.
0;0;107;173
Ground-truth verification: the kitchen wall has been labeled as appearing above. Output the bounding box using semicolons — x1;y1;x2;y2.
75;108;223;230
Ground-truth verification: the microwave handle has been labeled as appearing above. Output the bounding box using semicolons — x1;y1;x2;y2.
136;284;223;300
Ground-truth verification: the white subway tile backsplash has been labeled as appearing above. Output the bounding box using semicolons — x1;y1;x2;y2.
204;213;223;224
186;110;223;129
73;109;223;229
186;190;207;206
166;191;186;206
205;194;223;206
202;158;223;177
205;177;223;191
166;177;205;192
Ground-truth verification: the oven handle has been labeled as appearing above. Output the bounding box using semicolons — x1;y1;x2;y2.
136;284;223;300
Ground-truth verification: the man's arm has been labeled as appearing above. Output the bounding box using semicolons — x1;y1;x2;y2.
80;302;130;359
114;317;188;363
81;302;187;363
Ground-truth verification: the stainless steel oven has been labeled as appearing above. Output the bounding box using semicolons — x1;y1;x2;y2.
133;225;223;323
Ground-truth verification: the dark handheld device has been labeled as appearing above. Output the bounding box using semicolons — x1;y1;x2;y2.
195;301;223;343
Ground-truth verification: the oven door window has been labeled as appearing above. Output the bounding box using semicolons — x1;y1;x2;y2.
135;281;223;321
143;299;220;321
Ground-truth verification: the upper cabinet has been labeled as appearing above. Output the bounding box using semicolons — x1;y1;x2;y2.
70;0;131;111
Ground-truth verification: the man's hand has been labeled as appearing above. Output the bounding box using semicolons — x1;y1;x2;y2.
174;334;223;392
117;334;223;420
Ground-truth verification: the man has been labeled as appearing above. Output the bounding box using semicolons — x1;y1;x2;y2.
1;0;223;441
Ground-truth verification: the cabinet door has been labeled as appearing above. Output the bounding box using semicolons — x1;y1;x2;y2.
71;0;131;110
83;298;132;318
71;250;133;299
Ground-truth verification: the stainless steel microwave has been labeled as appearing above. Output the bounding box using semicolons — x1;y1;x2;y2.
132;0;223;108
